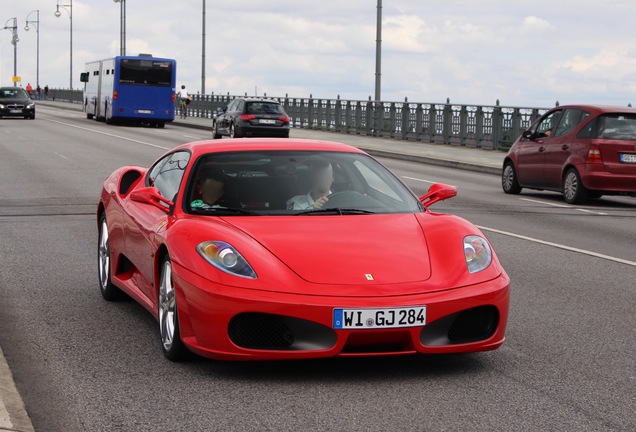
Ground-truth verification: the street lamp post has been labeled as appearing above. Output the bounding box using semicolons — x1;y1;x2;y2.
54;0;73;89
25;10;40;93
113;0;126;56
202;0;206;95
2;18;19;87
374;0;382;103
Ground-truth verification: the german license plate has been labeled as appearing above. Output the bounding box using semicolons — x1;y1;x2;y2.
333;306;426;329
620;153;636;163
259;119;275;124
10;109;21;114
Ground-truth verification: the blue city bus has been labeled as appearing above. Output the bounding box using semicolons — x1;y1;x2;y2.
80;55;176;127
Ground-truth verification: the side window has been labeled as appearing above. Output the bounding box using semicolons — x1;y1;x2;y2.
227;100;237;112
236;100;245;113
148;151;191;204
554;109;590;137
533;110;562;137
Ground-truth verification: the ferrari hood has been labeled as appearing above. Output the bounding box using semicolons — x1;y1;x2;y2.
223;214;431;285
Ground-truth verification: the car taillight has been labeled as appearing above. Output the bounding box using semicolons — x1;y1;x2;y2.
171;94;175;103
586;145;602;164
279;116;290;124
240;114;256;121
113;90;118;100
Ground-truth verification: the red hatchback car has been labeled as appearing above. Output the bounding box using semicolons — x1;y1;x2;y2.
502;105;636;203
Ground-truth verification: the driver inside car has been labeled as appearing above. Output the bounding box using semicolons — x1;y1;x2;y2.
286;156;334;210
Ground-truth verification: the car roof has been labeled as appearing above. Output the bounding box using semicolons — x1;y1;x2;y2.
174;138;367;159
547;104;636;115
234;97;281;104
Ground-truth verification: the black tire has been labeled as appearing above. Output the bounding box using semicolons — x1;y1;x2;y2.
563;168;588;204
502;162;522;194
229;123;237;138
158;255;187;361
87;114;94;120
213;122;222;139
97;213;122;301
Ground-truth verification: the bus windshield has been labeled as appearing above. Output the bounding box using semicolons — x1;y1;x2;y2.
119;59;173;86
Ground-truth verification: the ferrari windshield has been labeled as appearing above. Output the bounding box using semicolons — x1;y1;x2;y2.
185;150;423;215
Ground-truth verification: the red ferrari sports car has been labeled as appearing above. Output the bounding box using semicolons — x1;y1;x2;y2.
97;139;510;361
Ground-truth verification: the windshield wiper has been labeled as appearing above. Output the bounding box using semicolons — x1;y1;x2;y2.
294;208;375;216
191;206;260;216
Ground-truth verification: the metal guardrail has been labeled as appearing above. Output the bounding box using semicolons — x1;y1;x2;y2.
48;89;548;150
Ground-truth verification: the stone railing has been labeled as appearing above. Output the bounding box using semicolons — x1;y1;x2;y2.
48;88;549;150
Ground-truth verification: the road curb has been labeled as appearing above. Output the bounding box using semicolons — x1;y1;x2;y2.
0;347;34;432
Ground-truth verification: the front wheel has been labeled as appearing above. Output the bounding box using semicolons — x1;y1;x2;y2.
158;256;186;361
229;123;237;138
502;162;522;194
563;168;588;204
98;213;122;301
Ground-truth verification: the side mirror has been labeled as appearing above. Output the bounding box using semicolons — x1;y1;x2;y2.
522;130;534;140
130;187;173;212
79;72;89;83
419;183;457;209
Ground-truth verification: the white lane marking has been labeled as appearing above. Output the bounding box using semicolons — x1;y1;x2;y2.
183;134;204;139
54;152;69;160
42;117;170;150
402;176;457;188
477;225;636;268
520;197;608;216
520;197;569;208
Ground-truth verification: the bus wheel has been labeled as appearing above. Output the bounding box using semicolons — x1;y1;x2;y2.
157;122;165;128
87;114;94;120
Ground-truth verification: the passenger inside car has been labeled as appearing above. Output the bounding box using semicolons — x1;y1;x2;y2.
286;156;334;210
191;166;236;209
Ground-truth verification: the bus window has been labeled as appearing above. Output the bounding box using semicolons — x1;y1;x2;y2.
119;59;173;87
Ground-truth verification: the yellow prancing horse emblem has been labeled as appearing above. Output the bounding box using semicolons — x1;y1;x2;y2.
365;274;374;281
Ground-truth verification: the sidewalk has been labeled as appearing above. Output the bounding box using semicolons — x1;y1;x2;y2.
0;101;506;431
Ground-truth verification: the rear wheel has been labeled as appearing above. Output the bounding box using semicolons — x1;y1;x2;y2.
502;162;522;194
158;255;186;361
563;168;588;204
98;213;122;301
213;122;222;139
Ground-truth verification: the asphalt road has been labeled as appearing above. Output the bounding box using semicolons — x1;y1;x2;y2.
1;105;635;431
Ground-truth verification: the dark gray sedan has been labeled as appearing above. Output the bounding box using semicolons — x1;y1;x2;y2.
213;97;290;139
0;87;35;119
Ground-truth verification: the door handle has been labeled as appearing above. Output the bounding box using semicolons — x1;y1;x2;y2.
562;145;570;151
538;146;545;152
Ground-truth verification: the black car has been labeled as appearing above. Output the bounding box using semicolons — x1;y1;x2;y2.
213;97;290;139
0;87;35;119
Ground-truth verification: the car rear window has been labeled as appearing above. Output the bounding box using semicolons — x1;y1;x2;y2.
246;102;285;115
578;113;636;140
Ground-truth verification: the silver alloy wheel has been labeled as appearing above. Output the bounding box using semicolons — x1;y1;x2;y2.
502;165;515;191
230;123;235;138
564;171;578;201
98;219;110;290
158;259;177;352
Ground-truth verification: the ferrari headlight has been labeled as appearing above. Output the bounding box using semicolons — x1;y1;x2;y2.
463;236;492;273
196;241;256;279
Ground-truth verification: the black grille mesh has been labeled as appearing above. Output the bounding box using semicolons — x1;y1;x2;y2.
448;306;498;343
228;313;295;349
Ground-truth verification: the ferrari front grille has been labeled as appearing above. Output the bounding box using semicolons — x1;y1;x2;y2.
228;313;337;351
447;306;498;343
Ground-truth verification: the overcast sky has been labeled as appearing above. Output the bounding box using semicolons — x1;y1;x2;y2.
2;1;636;108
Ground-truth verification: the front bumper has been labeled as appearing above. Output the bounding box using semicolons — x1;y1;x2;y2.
0;106;35;118
172;263;510;361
